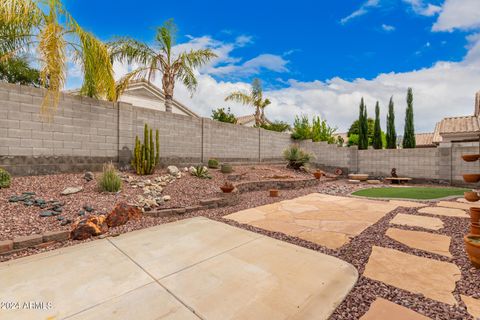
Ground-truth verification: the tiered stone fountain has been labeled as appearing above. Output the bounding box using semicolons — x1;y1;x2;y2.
462;154;480;268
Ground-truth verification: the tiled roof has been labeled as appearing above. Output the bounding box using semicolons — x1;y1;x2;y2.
236;114;256;125
415;133;435;146
437;115;480;135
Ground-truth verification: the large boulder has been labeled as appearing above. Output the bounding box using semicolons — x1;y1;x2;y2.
70;215;108;240
105;202;142;228
167;166;179;176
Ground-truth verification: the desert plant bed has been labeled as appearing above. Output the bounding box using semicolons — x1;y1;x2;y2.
352;187;469;200
0;165;312;242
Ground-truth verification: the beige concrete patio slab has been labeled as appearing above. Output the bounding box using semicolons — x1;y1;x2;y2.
360;297;431;320
0;217;358;320
461;295;480;319
386;228;452;257
66;283;198;320
225;193;399;249
109;217;261;279
390;213;444;230
364;246;461;305
418;206;469;218
437;201;478;210
0;239;155;320
389;200;428;208
160;235;358;320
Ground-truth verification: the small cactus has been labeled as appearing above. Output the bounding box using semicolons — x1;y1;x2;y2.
131;124;160;175
208;158;219;169
221;163;233;174
0;168;11;188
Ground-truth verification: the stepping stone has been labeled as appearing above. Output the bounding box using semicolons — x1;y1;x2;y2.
390;214;444;230
437;201;476;211
386;228;452;257
461;295;480;319
389;200;427;208
367;180;381;184
364;246;461;305
418;207;469;218
458;198;479;204
360;297;430;320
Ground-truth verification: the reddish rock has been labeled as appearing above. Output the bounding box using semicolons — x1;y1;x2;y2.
70;215;108;240
105;202;142;228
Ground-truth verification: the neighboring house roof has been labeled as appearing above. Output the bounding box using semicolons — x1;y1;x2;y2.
415;132;435;147
120;80;199;117
64;79;199;118
431;115;480;144
236;114;271;125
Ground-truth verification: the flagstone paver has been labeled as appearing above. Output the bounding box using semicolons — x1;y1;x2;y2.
461;295;480;319
418;206;469;218
225;193;399;249
458;198;479;204
385;228;452;257
389;200;428;208
364;246;461;305
390;213;444;230
360;297;431;320
437;201;477;210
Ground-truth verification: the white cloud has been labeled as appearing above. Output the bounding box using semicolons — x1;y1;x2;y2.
340;0;380;24
381;24;396;32
432;0;480;31
403;0;442;16
208;54;289;77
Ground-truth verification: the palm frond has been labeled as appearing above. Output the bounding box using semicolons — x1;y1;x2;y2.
156;19;176;63
38;1;66;117
115;67;150;99
176;64;197;95
225;91;253;105
182;49;217;68
108;37;155;66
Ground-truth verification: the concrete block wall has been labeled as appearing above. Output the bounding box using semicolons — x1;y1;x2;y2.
357;148;440;179
0;83;478;185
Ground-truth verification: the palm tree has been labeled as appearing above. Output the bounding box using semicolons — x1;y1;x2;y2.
109;19;217;112
225;78;270;126
0;0;115;115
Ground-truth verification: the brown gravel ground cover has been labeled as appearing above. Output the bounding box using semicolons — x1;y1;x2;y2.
0;175;478;319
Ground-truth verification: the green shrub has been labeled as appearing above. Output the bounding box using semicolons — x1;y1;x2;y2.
291;115;336;142
190;166;211;179
211;107;237;124
221;163;233;173
99;162;122;192
283;145;312;170
208;158;219;169
259;121;291;132
0;168;11;188
132;124;160;175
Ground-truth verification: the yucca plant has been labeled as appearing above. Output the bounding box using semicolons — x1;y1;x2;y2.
109;19;217;112
98;162;122;192
0;168;11;188
0;0;115;116
190;166;211;179
283;145;312;170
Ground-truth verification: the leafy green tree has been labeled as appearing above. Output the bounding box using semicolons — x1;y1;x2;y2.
1;0;115;114
260;121;290;132
110;19;217;112
348;118;374;139
348;134;359;146
358;98;369;150
402;88;416;148
386;96;397;149
0;56;41;86
372;101;382;149
291;115;336;143
211;107;237;124
225;78;270;126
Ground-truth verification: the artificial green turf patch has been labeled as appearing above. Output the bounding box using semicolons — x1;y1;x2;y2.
352;187;469;200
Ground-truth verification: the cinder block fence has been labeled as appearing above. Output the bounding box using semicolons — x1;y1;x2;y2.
0;82;477;185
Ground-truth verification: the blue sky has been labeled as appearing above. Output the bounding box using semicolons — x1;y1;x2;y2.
64;0;480;132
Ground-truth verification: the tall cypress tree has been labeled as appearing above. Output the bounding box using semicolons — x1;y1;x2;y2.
358;98;369;150
372;101;382;149
386;96;397;149
403;88;416;148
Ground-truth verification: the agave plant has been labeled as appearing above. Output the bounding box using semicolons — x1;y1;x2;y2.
190;165;211;179
109;19;217;112
0;0;115;115
225;78;271;127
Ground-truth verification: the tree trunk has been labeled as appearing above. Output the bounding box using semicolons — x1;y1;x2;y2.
162;73;175;113
254;107;261;126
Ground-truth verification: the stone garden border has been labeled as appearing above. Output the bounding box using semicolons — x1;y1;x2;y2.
0;230;69;255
